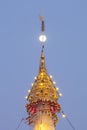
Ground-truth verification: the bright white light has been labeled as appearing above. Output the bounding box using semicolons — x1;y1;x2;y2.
28;90;31;93
25;96;28;99
39;35;47;42
62;113;66;118
31;83;33;86
53;81;56;84
59;93;62;97
56;87;59;91
50;75;53;78
34;77;37;80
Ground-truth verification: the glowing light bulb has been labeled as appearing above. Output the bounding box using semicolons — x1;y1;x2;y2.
28;90;31;93
41;73;44;76
50;75;53;78
25;96;28;99
56;87;59;91
34;77;37;80
40;83;43;86
31;83;33;86
39;35;47;42
53;81;56;85
62;113;66;118
59;93;62;97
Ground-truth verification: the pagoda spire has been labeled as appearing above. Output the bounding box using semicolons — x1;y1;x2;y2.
25;15;61;129
24;15;76;130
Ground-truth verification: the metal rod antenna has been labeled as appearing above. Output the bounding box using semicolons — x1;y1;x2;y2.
42;0;44;17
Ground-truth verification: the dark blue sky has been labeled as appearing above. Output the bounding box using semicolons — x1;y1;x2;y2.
0;0;87;130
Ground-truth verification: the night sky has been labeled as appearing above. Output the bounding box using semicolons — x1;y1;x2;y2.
0;0;87;130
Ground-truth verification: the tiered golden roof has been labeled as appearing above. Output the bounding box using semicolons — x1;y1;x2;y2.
28;46;59;103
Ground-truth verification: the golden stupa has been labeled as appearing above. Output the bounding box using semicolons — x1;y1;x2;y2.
28;46;59;103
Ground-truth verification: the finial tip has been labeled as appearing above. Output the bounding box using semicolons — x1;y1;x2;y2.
40;16;44;21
